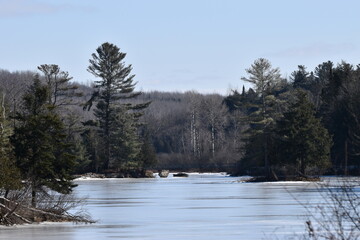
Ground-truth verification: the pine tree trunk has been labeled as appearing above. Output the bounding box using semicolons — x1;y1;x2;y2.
344;139;348;176
264;140;270;178
104;98;111;170
31;188;36;208
300;158;306;176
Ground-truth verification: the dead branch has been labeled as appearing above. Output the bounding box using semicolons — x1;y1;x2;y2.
0;195;94;226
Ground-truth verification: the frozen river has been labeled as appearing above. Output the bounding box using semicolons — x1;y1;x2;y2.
0;173;321;240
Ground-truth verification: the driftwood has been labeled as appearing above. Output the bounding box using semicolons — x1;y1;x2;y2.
0;196;94;226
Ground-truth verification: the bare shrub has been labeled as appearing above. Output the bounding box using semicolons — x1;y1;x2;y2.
280;178;360;240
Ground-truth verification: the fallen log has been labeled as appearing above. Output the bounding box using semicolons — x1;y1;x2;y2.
0;202;32;225
0;197;94;226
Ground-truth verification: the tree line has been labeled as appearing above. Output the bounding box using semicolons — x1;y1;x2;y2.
141;59;360;178
227;59;360;179
1;43;360;207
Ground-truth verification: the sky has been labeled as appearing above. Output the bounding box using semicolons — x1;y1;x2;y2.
1;0;360;95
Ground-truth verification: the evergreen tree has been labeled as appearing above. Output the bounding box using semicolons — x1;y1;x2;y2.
345;67;360;170
81;121;102;173
63;113;91;173
275;90;331;175
291;65;311;90
37;64;82;108
38;64;87;173
241;58;282;94
240;58;283;176
319;62;360;174
11;78;76;207
84;42;150;170
313;61;334;110
110;107;142;170
224;89;243;112
138;136;157;169
0;91;21;196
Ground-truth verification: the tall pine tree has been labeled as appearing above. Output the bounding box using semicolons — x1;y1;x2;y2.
84;42;150;171
240;58;283;176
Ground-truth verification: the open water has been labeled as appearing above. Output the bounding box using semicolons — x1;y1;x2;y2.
0;173;322;240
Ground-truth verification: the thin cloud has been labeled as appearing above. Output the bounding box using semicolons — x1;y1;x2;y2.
0;0;93;17
0;0;63;17
269;42;357;58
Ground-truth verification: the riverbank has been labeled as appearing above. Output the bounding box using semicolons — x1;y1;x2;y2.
74;171;229;180
245;175;321;182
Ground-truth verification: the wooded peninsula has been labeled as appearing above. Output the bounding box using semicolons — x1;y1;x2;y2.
0;42;359;224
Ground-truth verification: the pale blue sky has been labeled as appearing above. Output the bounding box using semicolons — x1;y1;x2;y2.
1;0;359;94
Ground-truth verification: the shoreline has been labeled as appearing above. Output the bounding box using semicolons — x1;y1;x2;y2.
73;171;230;180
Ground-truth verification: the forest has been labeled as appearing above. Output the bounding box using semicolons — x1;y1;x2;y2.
0;42;360;223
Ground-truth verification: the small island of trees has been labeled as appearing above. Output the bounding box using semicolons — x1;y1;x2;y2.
0;42;359;225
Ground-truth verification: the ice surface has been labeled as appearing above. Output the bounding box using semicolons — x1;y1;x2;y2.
1;173;325;240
